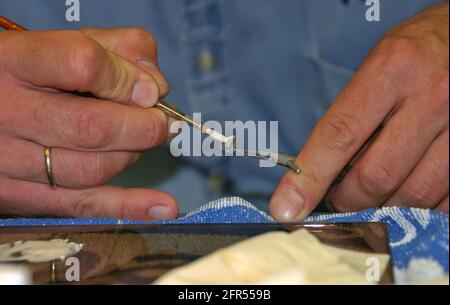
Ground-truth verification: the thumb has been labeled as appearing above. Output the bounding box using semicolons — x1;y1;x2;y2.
91;48;162;107
81;27;170;100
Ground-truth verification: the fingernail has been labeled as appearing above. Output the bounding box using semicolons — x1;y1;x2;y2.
167;117;181;141
271;186;305;222
148;205;174;220
131;79;159;108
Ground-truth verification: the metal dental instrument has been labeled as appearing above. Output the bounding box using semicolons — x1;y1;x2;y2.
156;101;301;174
156;101;229;144
0;17;300;175
233;148;301;175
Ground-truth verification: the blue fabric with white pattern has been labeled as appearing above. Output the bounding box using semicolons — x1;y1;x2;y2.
0;197;448;284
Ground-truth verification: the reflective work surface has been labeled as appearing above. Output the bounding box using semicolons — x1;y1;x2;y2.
0;223;393;284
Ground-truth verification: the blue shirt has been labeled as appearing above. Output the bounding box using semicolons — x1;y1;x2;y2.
0;0;439;212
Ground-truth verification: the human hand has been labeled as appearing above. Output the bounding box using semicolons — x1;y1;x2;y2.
0;28;178;220
270;3;449;222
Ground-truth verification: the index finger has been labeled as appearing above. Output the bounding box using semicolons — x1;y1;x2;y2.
269;42;411;222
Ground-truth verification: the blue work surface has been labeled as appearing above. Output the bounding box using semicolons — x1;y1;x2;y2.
1;197;448;284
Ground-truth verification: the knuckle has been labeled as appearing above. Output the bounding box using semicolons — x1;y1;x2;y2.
78;153;110;187
302;167;329;190
128;27;156;44
72;108;115;149
70;35;104;90
72;189;126;219
0;86;28;131
375;37;421;73
320;114;359;154
358;162;396;197
72;190;102;217
126;27;157;50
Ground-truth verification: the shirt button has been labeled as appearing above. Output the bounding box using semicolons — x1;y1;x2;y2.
197;49;216;73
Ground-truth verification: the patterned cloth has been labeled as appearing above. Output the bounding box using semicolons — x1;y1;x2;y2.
1;197;448;284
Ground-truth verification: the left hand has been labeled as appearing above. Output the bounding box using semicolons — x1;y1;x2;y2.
270;3;449;222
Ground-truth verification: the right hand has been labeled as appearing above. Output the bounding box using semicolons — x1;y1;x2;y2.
0;28;178;220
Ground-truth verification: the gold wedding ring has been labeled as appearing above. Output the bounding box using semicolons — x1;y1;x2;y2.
44;147;57;188
50;260;57;284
